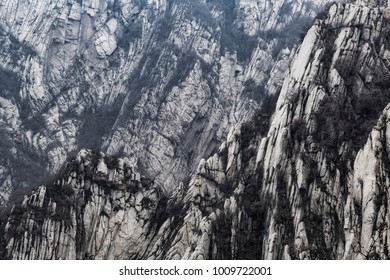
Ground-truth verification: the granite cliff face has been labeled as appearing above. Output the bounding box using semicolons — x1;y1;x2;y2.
0;0;333;206
3;1;390;260
3;149;162;259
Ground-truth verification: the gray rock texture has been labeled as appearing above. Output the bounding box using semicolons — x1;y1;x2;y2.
4;1;390;260
0;0;332;205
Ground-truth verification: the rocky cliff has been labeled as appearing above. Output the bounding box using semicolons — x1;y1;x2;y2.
0;0;333;205
3;1;390;260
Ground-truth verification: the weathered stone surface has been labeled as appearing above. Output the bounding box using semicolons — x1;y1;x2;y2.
0;0;332;205
4;0;390;261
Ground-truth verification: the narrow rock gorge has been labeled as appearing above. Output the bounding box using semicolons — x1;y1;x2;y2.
2;0;390;260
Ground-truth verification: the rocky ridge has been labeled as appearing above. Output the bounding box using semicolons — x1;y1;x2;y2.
3;149;161;259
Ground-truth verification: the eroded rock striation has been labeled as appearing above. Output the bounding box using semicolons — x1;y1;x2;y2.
3;1;390;260
3;149;160;259
0;0;333;205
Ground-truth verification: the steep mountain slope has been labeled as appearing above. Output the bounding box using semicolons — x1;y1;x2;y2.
3;1;390;260
0;0;333;205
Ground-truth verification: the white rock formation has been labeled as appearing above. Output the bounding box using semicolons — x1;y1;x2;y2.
0;0;333;205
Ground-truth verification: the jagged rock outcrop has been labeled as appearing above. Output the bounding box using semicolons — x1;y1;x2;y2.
254;1;390;259
3;149;162;259
0;0;333;205
1;127;261;260
140;0;390;260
